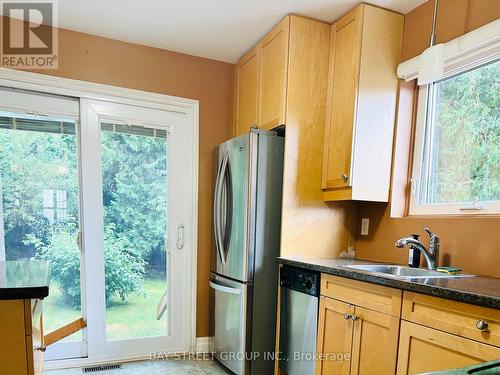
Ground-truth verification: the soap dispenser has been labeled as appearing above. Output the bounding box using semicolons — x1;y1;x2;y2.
408;234;421;268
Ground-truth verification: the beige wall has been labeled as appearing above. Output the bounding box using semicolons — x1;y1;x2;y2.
355;0;500;278
1;19;234;337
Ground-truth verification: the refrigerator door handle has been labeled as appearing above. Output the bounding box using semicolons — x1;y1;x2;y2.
214;151;229;264
209;280;242;295
222;153;233;255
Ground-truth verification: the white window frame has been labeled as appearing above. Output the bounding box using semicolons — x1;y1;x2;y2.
409;57;500;216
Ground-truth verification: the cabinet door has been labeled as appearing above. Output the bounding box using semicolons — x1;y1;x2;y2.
350;306;399;375
0;300;29;375
31;299;44;375
397;321;500;375
322;6;363;189
316;296;354;375
259;17;289;130
235;46;260;136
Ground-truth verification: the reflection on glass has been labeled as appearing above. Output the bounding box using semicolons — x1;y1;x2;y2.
0;112;83;342
424;60;500;204
100;122;168;340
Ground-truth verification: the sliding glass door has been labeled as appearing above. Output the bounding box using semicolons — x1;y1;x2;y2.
100;121;169;340
81;99;192;359
0;89;86;360
0;89;194;363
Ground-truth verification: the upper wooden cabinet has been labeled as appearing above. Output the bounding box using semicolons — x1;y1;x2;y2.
234;46;260;136
234;16;324;136
259;18;289;130
322;4;404;201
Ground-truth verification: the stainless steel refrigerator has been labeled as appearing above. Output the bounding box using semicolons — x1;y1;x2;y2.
210;129;284;375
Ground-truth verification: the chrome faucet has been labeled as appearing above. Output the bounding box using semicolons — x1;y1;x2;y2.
424;227;440;266
395;228;440;270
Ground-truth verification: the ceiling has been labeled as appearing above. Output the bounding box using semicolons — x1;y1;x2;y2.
14;0;428;63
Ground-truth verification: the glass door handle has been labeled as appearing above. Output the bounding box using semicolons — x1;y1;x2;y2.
176;224;184;249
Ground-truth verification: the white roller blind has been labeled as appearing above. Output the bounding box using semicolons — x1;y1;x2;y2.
397;19;500;84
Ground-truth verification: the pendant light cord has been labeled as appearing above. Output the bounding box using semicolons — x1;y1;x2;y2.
430;0;439;47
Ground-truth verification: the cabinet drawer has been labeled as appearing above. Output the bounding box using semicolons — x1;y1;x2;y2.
402;292;500;347
321;274;402;317
397;321;500;375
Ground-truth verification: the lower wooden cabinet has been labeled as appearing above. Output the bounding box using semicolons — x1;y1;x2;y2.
396;321;500;375
350;306;400;375
0;298;44;375
316;281;400;375
314;274;500;375
316;296;354;375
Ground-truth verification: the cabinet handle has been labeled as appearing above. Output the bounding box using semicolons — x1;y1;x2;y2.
476;320;488;331
36;345;47;352
344;313;352;320
351;314;359;321
341;174;348;182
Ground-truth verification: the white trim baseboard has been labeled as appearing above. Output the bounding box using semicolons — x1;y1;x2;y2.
43;337;213;371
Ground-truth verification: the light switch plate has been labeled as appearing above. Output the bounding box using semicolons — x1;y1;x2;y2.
361;218;369;236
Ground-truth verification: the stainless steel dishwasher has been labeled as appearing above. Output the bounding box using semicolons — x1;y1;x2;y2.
279;265;320;375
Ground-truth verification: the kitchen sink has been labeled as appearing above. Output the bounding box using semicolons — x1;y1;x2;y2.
345;264;474;279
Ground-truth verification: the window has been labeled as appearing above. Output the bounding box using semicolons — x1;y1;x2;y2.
43;189;68;224
410;59;499;215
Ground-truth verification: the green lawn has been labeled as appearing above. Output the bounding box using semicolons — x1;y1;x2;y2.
44;276;167;342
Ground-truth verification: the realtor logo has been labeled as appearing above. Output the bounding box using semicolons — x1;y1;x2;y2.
1;0;58;69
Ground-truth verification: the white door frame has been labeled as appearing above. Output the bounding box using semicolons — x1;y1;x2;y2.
0;68;199;368
81;99;193;359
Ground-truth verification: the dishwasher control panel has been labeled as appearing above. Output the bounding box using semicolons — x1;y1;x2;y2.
280;265;319;297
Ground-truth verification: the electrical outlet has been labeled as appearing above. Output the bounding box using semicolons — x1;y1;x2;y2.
361;218;369;236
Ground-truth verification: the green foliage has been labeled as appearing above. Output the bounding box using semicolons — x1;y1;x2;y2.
0;122;168;305
31;224;145;307
429;60;499;203
102;224;146;304
101;132;167;270
0;130;79;259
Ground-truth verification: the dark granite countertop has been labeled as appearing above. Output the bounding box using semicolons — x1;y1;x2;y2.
277;257;500;310
0;260;50;300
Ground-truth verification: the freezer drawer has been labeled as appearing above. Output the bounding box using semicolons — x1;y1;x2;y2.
210;273;251;375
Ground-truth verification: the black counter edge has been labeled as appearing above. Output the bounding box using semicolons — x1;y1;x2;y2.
0;285;49;300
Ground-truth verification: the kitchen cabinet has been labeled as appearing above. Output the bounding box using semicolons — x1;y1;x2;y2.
322;4;404;202
0;299;44;375
259;18;289;131
397;321;499;375
234;17;288;136
316;296;354;375
350;306;400;375
234;46;260;136
402;292;500;347
316;275;401;375
397;292;500;374
234;15;326;136
236;14;345;262
315;274;500;375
